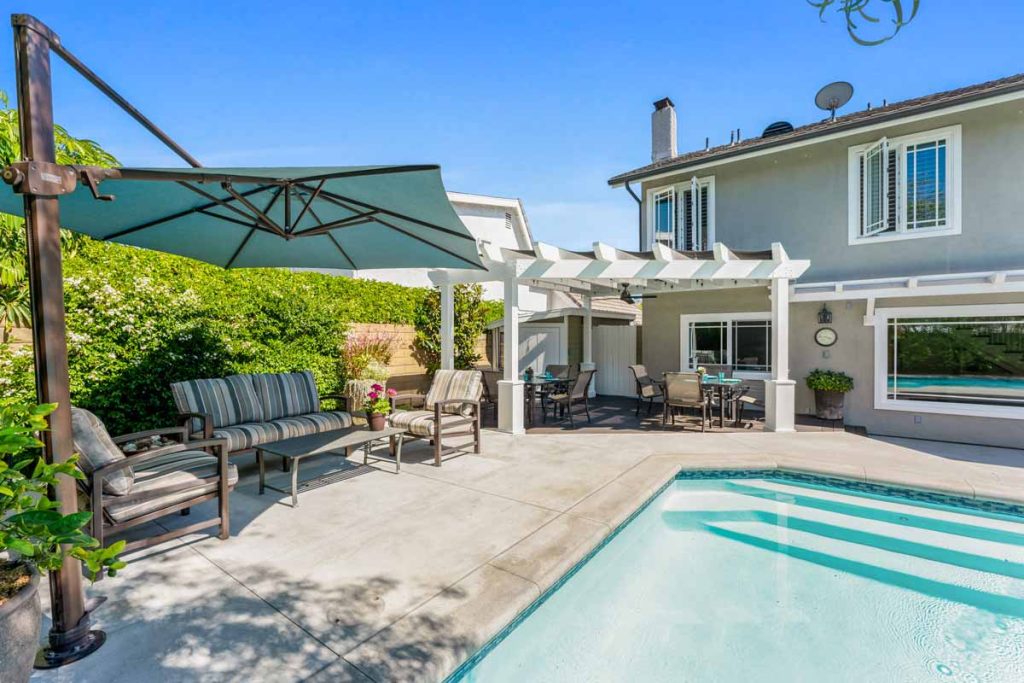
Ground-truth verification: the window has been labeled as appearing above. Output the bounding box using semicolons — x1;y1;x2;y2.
680;313;772;377
849;125;961;244
874;304;1024;419
648;176;715;250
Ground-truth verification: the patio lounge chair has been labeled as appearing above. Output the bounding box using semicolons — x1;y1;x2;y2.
543;369;596;428
663;372;710;432
71;407;236;552
388;369;483;466
628;364;663;416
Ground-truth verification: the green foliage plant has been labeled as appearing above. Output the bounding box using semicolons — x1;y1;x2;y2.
414;284;493;373
808;0;920;46
0;401;124;600
805;369;855;393
341;332;395;381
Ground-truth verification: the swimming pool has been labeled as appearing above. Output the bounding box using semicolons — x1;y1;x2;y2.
450;472;1024;682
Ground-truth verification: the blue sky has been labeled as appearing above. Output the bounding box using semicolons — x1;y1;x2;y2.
2;1;1022;249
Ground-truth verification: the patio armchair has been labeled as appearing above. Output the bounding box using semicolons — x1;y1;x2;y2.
388;369;483;466
731;380;765;428
70;407;236;554
628;364;663;416
543;369;596;428
663;372;710;432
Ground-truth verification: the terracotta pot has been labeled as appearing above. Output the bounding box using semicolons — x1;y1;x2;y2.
814;389;846;420
0;564;40;683
368;413;387;431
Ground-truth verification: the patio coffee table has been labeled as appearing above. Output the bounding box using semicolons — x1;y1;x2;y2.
257;426;405;507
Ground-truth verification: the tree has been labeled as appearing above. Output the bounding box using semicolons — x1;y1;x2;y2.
414;284;491;373
809;0;920;45
0;90;118;342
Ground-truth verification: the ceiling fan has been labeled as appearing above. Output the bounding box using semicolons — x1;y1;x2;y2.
619;284;657;305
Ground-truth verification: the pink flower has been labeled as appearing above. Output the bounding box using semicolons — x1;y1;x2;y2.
387;388;397;397
371;383;384;392
367;391;379;400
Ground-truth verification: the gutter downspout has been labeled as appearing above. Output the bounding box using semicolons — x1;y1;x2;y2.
624;180;642;250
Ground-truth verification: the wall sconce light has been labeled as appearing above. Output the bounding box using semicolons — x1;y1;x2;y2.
817;304;833;325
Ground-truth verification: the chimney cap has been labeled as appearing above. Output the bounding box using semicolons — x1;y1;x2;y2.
653;97;675;111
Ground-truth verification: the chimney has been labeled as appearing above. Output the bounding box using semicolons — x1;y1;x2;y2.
651;97;677;162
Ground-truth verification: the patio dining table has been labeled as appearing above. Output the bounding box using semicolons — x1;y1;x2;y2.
701;376;744;428
523;375;569;426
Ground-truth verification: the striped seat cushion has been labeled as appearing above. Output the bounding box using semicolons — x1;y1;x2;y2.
106;450;238;523
171;374;263;432
388;410;470;438
70;407;134;496
424;370;483;416
205;410;353;452
253;372;320;420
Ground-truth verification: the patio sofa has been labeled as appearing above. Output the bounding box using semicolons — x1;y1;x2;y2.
171;371;352;457
389;369;483;466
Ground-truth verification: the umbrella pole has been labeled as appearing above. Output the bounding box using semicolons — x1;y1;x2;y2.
12;15;106;668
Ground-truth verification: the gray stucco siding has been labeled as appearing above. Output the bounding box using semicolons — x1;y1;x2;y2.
641;99;1024;283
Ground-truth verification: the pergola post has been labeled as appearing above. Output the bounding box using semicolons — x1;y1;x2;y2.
581;294;596;397
498;276;524;433
439;283;455;370
765;277;795;432
12;15;106;667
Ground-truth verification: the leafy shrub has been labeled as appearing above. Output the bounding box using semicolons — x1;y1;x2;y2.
805;369;854;393
414;284;492;372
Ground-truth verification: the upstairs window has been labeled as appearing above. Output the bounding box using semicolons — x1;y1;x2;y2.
648;176;715;251
849;125;961;244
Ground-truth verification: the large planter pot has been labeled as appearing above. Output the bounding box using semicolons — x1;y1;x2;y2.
814;389;846;420
0;565;40;683
368;413;387;431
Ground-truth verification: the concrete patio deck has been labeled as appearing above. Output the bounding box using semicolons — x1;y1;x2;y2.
32;429;1024;682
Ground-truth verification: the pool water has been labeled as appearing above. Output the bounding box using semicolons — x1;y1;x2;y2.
452;475;1024;682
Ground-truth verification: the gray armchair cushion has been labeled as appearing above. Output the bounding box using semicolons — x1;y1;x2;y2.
252;371;320;420
70;407;134;496
424;369;482;416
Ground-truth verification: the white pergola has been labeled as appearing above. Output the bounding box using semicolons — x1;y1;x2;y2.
429;241;810;434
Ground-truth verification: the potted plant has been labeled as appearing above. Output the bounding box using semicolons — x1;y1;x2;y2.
341;333;394;412
1;401;124;683
805;369;854;420
364;384;397;431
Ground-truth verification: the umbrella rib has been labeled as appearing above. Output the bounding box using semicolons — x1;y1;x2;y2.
296;184;476;242
177;182;282;233
290;210;377;237
225;228;257;269
219;183;287;237
197;208;277;233
102;184;267;240
373;215;483;270
325;232;358;269
291;179;325;229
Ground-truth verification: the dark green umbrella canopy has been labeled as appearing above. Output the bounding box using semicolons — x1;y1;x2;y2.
0;164;484;270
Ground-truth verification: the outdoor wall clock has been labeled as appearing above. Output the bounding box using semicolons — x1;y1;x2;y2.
815;327;838;347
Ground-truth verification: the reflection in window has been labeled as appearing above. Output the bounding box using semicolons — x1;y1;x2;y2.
887;316;1024;407
687;318;771;373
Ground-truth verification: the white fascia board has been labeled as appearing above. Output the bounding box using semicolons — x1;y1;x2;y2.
792;269;1024;302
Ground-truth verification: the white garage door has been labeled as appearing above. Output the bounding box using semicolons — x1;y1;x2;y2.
593;325;637;396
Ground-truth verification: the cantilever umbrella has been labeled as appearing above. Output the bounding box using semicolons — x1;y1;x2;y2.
0;164;485;271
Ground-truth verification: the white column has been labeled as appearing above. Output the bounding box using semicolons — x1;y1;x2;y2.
439;283;455;371
580;295;596;398
765;277;795;432
498;278;524;434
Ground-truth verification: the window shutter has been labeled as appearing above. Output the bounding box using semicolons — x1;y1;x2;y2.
861;138;889;236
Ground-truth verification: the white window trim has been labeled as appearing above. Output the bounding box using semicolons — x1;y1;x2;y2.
872;303;1024;420
646;175;716;250
679;311;772;380
847;124;962;246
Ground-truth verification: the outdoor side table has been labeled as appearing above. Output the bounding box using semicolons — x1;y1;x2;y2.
257;426;406;507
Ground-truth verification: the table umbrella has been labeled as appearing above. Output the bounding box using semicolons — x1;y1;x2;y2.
0;164;484;270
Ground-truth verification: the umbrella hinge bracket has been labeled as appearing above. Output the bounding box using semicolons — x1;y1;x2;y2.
78;166;116;201
2;160;77;197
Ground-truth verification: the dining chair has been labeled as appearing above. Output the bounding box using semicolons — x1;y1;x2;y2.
662;372;710;432
628;364;663;416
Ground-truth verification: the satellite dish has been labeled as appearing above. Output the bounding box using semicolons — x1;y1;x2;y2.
815;81;854;121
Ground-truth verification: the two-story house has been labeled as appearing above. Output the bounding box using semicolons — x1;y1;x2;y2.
608;74;1024;448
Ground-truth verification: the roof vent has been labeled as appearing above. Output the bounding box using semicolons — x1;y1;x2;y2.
762;121;794;137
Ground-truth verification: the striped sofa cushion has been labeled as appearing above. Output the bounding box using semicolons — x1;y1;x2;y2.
253;372;320;420
425;369;483;416
207;410;352;452
171;374;263;432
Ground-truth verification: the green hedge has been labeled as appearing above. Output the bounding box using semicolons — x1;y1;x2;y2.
0;238;451;434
